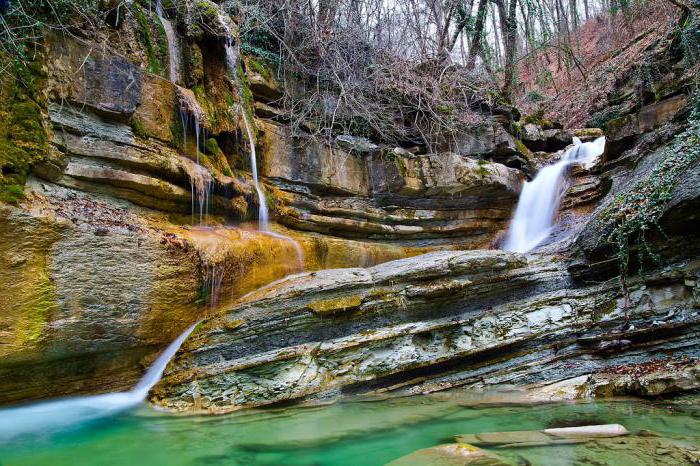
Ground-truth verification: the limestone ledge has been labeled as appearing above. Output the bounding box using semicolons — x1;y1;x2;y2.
151;252;698;413
260;119;523;241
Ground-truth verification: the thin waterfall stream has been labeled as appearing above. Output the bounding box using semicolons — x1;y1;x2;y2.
503;136;606;253
0;323;197;441
223;38;304;270
155;0;181;84
239;106;270;230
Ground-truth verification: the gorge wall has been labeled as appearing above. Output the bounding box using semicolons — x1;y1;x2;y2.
0;0;698;409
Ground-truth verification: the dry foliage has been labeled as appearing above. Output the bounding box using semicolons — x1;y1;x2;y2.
515;0;681;126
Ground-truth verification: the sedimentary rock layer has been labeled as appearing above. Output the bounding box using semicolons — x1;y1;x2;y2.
152;251;699;413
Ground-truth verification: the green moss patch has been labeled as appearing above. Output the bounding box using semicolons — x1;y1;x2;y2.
130;115;149;139
0;60;50;204
308;295;363;315
132;4;168;77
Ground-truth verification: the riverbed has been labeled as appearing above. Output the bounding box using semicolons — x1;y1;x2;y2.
1;392;698;465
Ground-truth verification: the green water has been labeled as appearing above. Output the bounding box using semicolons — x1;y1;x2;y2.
1;393;698;466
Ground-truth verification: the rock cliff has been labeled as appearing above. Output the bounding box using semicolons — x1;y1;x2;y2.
0;0;697;410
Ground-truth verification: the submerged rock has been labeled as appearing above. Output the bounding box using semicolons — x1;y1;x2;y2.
455;424;629;447
387;443;513;466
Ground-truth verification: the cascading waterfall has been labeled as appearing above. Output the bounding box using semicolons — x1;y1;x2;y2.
0;323;197;441
222;35;305;270
222;38;270;230
155;0;181;84
182;159;212;225
503;136;606;253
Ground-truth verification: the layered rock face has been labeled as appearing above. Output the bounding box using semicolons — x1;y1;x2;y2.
151;249;699;413
0;199;200;403
1;0;698;413
261;121;523;245
41;34;250;216
0;26;535;403
247;63;539;246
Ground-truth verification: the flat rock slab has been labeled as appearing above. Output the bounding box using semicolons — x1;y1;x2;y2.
456;431;554;446
387;443;513;466
456;424;629;447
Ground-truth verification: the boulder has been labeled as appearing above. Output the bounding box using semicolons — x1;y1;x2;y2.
450;123;519;157
638;95;688;132
387;443;512;466
245;57;283;103
604;95;689;158
520;123;546;151
542;128;573;150
185;0;236;40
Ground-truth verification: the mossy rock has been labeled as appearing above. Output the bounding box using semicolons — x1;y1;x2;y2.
0;59;51;204
132;3;168;77
308;295;363;315
130;115;149;139
183;42;205;87
522;110;559;130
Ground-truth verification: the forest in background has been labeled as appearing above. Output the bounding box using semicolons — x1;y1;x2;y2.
1;0;698;147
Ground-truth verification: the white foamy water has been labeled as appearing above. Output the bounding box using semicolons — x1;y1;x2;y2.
0;323;197;441
156;0;181;84
503;136;606;253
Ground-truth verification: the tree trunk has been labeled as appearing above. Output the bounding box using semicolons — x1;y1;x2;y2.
491;6;502;67
467;0;489;68
501;0;519;101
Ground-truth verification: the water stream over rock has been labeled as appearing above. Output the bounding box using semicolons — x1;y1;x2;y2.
0;323;197;442
239;104;270;231
177;88;210;224
503;137;606;253
155;0;181;84
223;36;304;268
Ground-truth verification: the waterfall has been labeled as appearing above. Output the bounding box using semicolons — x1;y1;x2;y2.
503;136;606;253
239;107;270;231
182;158;212;225
239;106;304;269
0;323;197;441
177;88;211;225
155;0;181;84
221;30;304;269
222;39;270;230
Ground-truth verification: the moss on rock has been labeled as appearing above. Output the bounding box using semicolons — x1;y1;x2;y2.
0;59;50;204
132;4;167;77
308;295;364;315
